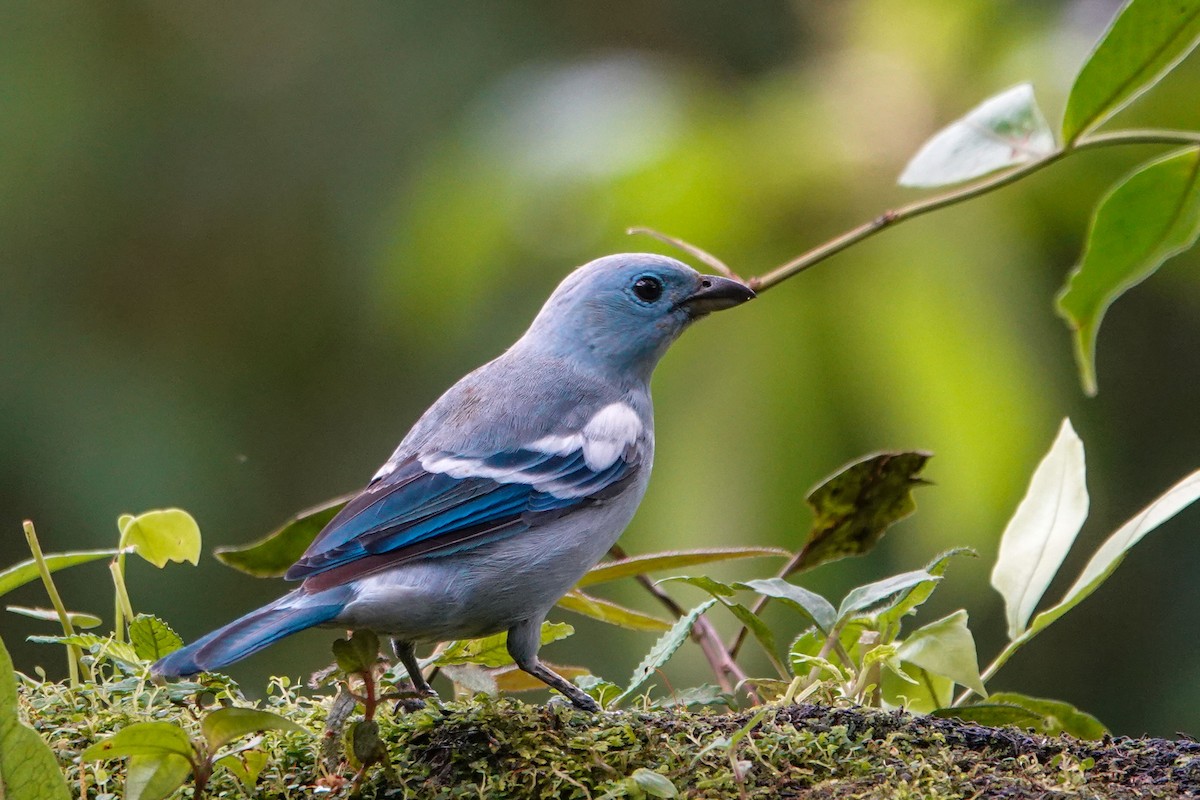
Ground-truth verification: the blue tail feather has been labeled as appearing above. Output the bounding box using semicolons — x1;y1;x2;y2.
152;586;352;677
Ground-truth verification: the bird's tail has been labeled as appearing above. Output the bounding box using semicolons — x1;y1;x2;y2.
152;586;353;677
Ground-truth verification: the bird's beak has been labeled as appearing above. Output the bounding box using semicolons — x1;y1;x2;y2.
677;275;756;315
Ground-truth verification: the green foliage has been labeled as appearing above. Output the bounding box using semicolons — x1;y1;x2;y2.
0;550;119;599
0;635;70;800
214;494;353;577
937;692;1107;740
118;509;202;569
1062;0;1200;142
1057;148;1200;394
612;601;716;707
576;547;788;587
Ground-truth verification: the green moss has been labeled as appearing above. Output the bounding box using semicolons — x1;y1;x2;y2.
18;675;1200;799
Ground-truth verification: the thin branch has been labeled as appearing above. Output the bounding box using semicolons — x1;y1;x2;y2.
626;227;742;281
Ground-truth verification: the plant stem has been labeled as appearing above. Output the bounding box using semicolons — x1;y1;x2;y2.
110;561;136;638
22;520;83;686
747;129;1200;293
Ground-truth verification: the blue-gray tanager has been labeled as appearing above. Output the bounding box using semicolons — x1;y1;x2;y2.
153;253;754;710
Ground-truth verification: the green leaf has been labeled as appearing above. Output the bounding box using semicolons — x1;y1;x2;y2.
1057;148;1200;395
875;548;974;631
0;635;71;800
631;768;678;798
331;629;380;674
82;721;196;762
215;494;352;577
932;703;1045;730
432;622;574;669
896;610;986;698
216;748;268;790
128;615;184;661
941;692;1108;739
836;570;939;623
614;600;715;706
737;577;837;633
6;606;102;629
0;549;120;599
1062;0;1200;142
664;577;786;676
577;547;787;588
792;451;931;574
124;754;192;800
1026;467;1200;640
882;663;954;713
556;590;672;632
899;84;1055;188
990;419;1088;640
648;684;730;710
119;509;202;569
26;634;142;668
201;707;307;751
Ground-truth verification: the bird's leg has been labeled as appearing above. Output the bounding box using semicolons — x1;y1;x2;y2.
506;617;600;712
391;638;437;708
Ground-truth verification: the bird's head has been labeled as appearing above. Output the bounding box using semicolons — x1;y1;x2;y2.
518;253;755;383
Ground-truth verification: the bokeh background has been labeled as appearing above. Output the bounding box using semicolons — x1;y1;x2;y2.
3;0;1198;736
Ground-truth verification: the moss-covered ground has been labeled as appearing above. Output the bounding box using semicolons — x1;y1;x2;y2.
21;679;1200;799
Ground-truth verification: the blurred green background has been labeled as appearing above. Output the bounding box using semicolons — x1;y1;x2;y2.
3;0;1198;736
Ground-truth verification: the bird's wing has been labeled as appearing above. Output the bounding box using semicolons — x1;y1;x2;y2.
287;401;647;590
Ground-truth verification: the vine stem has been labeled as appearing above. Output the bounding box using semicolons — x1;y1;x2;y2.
22;520;84;686
745;129;1200;293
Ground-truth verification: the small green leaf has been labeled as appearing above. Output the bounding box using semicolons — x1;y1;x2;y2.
201;707;307;751
6;606;102;629
1062;0;1200;142
899;84;1055;188
575;674;624;708
736;578;837;634
82;721;196;762
659;575;739;597
649;684;730;709
432;622;574;669
216;748;268;790
578;547;787;588
0;549;120;599
991;419;1088;640
215;494;353;577
0;634;71;800
331;629;380;674
896;610;986;698
874;548;974;631
556;590;672;631
124;754;192;800
631;768;678;798
26;634;142;668
941;692;1108;739
1057;148;1200;395
932;703;1045;730
792;451;931;574
1027;468;1200;640
882;663;954;713
614;600;715;706
119;510;202;568
836;570;939;623
128;615;184;661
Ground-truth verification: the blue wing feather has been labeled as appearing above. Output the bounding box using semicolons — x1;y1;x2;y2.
285;444;639;584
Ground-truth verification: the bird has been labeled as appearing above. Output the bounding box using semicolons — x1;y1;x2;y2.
152;253;755;711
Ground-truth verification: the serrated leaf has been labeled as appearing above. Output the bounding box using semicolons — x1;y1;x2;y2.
201;707;307;751
556;590;671;632
649;684;730;709
613;600;715;706
896;610;986;698
82;722;196;762
1057;148;1200;395
900;84;1055;188
119;510;201;569
215;494;352;577
124;754;192;800
432;622;574;669
792;452;931;574
6;606;102;629
836;570;939;623
1063;0;1200;142
129;615;183;661
578;547;787;588
0;635;71;800
331;630;380;674
736;578;837;634
1026;467;1200;640
0;549;120;599
940;692;1107;739
991;419;1088;640
27;634;141;668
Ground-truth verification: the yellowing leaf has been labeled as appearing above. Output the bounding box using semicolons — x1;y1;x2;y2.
120;510;202;569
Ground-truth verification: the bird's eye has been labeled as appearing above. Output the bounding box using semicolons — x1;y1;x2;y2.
632;276;663;303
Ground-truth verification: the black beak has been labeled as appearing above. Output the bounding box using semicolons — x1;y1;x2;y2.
677;275;756;315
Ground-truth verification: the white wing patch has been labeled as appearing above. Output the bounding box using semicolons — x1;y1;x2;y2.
419;402;643;496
